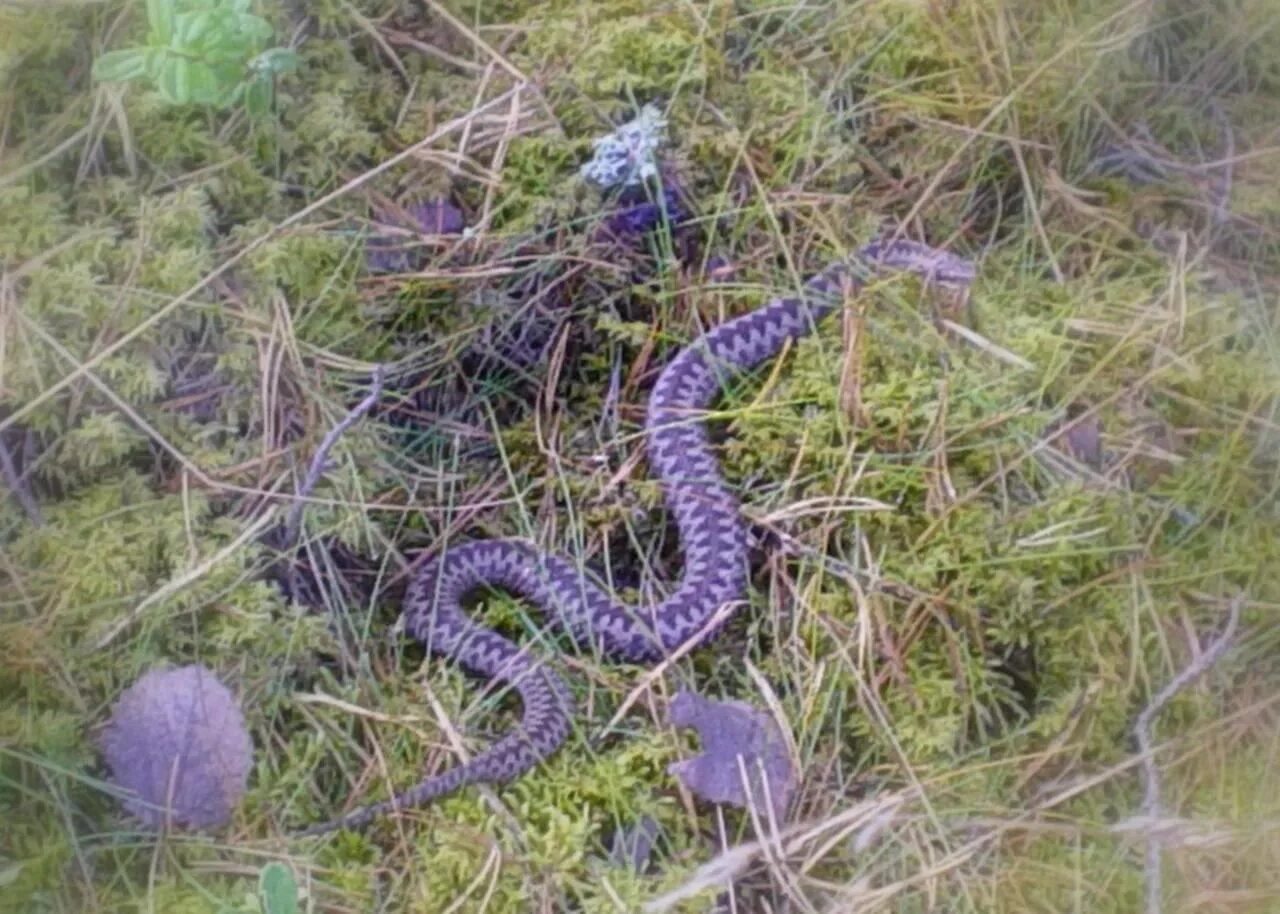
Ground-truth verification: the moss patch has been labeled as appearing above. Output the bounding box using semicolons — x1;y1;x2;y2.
2;1;1277;912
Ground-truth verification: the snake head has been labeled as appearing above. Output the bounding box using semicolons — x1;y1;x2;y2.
858;239;978;289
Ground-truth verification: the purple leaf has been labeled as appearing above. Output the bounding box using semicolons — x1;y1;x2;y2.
1044;409;1106;469
406;199;465;235
1061;416;1104;467
603;184;686;237
366;197;465;274
667;691;796;824
99;664;253;830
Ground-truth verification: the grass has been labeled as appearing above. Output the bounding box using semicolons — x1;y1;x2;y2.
2;0;1278;912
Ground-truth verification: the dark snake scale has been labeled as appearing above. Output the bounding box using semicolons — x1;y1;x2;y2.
300;239;976;836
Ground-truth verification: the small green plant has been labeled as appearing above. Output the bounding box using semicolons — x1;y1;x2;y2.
256;862;299;914
92;0;297;116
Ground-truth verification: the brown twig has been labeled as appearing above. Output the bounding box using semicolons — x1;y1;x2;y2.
281;365;387;549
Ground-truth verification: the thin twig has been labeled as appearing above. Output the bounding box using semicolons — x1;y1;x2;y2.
281;365;386;548
0;125;92;189
0;431;42;525
1133;594;1244;914
1206;98;1235;229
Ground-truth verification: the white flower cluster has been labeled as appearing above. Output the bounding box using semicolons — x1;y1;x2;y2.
579;103;668;189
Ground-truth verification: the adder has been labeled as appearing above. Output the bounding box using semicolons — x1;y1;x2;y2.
298;237;976;836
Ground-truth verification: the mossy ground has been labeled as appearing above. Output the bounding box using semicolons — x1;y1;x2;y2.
2;1;1278;912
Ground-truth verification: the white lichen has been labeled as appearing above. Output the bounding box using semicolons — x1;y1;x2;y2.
579;103;668;189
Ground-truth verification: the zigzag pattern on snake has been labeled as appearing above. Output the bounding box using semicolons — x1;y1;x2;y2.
299;238;975;836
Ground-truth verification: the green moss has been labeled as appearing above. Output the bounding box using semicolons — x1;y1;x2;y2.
2;0;1277;911
521;3;716;100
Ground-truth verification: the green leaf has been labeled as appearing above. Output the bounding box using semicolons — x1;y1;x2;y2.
243;74;273;117
183;61;224;104
258;862;298;914
213;72;245;108
173;10;218;51
233;12;275;45
146;0;176;44
250;47;297;75
92;49;149;84
155;57;192;104
143;46;169;81
209;33;256;67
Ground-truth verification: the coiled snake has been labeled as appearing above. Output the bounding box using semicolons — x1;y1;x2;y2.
299;238;975;836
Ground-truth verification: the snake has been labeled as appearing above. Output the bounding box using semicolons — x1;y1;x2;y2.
299;237;975;836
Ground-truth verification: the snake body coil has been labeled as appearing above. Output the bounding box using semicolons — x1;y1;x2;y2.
301;239;974;836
